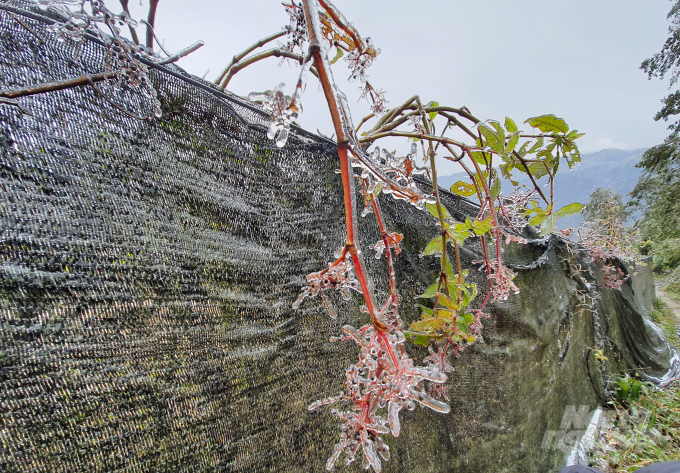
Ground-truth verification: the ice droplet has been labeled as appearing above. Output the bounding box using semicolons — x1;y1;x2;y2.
275;128;289;148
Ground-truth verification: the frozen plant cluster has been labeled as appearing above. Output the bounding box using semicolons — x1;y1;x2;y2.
310;324;449;472
37;0;163;117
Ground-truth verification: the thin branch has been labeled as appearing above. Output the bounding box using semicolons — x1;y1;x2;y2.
360;131;466;149
439;111;476;139
416;96;451;299
214;31;287;86
145;0;160;50
141;19;170;57
85;77;148;120
408;105;480;125
0;72;113;99
368;95;417;133
302;0;383;331
354;112;375;134
0;97;31;115
511;150;549;205
219;49;319;90
366;105;479;141
8;11;44;45
118;0;139;45
157;41;204;65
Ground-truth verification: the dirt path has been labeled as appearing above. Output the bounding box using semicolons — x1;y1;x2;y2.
658;286;680;320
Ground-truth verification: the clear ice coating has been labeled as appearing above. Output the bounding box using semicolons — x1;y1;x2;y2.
37;0;170;119
314;320;449;472
250;81;305;148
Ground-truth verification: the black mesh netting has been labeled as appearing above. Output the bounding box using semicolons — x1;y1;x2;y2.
0;2;678;472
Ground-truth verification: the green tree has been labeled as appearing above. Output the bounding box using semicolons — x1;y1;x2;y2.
584;187;631;223
633;1;680;251
641;0;680;131
630;136;680;242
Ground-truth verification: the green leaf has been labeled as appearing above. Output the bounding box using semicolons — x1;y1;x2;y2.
517;141;530;157
528;136;544;153
472;151;490;165
555;202;584;217
421;236;443;256
455;317;469;335
471;216;494;236
528;213;547;226
647;411;657;430
450;180;477;197
417;282;439;299
411;318;447;332
539;215;554;236
426;202;451;220
506;132;519;153
491;121;506;147
526;162;550;179
330;47;344;65
404;331;435;347
436;292;459;310
444;259;455;280
491;178;502;201
566;129;585;140
525;114;569;134
426;101;439;121
446;228;470;245
419;305;434;317
630;379;642;400
505;116;518;133
479;124;504;154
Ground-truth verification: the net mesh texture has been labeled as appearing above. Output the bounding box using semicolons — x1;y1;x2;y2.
0;2;678;472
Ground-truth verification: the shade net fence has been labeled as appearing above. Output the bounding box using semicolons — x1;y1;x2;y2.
0;2;678;472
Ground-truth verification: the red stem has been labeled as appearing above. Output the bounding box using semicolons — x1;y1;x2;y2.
302;0;383;331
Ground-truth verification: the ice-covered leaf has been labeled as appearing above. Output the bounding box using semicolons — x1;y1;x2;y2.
525;114;569;134
417;282;439;299
471;216;494;236
436;292;458;310
330;47;344;64
450;181;476;197
505;116;518;133
426;101;439;120
528;212;547;226
491;178;502;201
555;202;583;217
404;331;435;347
426;202;451;220
479;124;504;154
506;132;519;153
528;136;544;153
539;215;554;236
421;236;443;256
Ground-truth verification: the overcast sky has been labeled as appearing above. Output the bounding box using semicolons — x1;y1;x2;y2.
124;0;676;175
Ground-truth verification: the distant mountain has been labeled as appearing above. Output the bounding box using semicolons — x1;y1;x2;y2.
437;148;647;228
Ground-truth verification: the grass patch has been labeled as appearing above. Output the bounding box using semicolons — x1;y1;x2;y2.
650;298;680;349
589;381;680;472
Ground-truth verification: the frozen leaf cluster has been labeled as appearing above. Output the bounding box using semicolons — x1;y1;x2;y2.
311;324;449;472
292;250;361;310
281;1;307;54
249;83;302;148
485;258;520;302
38;0;163;117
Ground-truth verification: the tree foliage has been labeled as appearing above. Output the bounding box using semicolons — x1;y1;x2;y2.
641;0;680;129
584;187;631;223
634;1;680;258
630;136;680;242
